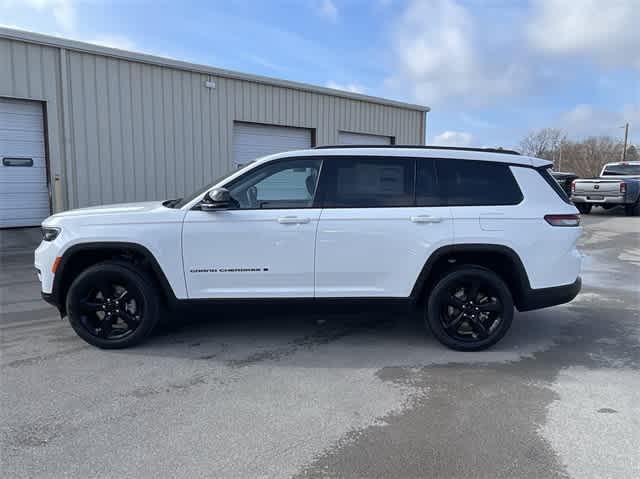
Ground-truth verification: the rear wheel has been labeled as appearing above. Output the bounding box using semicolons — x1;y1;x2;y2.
66;261;161;349
576;203;592;214
425;266;514;351
624;201;640;216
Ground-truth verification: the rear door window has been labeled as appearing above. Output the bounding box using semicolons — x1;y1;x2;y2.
415;159;440;206
318;157;415;207
437;159;523;206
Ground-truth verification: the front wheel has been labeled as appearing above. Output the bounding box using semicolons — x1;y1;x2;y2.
576;203;592;214
425;266;514;351
66;261;161;349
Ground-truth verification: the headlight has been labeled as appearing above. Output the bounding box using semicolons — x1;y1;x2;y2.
42;227;61;242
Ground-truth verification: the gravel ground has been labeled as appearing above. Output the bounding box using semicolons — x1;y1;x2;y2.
1;209;638;478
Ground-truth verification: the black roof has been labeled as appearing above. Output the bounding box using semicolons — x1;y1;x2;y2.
313;145;521;155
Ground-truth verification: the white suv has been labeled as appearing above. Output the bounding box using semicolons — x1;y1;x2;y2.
36;146;582;351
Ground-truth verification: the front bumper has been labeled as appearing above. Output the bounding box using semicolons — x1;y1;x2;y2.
517;276;582;312
35;233;66;316
41;291;62;313
34;239;60;294
571;195;629;205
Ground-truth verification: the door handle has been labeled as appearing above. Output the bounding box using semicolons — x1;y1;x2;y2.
410;215;442;223
277;216;310;224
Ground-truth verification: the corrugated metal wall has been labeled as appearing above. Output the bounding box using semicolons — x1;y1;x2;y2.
0;36;425;211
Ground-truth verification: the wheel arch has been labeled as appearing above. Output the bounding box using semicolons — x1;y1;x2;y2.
52;242;177;315
410;244;532;311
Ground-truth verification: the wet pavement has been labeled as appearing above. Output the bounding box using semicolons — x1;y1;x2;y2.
1;209;638;478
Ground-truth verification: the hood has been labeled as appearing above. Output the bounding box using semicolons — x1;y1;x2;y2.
43;201;182;226
50;201;164;217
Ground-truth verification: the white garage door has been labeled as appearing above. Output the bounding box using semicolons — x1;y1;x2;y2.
0;98;49;228
338;131;393;145
233;122;312;167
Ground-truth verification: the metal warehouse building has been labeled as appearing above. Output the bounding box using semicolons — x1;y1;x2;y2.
0;28;429;228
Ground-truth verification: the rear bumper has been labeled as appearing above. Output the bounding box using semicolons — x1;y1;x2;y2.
572;195;629;205
517;276;581;312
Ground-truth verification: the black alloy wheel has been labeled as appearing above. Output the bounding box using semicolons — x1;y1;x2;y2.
77;281;141;340
426;266;514;351
66;262;160;349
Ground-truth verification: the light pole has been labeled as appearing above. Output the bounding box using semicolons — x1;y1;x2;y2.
621;123;629;161
558;141;563;171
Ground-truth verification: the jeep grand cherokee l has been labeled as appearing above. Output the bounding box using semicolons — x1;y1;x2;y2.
36;146;582;351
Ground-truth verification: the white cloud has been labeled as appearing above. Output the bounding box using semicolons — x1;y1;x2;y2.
317;0;338;22
326;81;366;94
432;130;473;146
559;104;640;139
1;0;76;31
0;1;138;54
50;0;74;31
386;0;528;105
527;0;640;68
0;23;27;30
86;35;136;51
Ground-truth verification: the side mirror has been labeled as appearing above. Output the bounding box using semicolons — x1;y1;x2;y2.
201;188;232;211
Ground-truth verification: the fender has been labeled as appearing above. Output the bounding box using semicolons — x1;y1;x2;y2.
409;243;532;308
50;241;178;313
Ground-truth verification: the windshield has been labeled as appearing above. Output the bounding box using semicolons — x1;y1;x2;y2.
168;169;239;208
602;164;640;176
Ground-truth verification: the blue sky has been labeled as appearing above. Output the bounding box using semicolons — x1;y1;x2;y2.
2;0;638;148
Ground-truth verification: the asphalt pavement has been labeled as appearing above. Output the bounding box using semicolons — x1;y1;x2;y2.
1;209;638;478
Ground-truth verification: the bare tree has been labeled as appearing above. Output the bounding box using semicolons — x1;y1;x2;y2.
556;137;623;177
519;128;566;163
519;129;626;177
625;145;639;162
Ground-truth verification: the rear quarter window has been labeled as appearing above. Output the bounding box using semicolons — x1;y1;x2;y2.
537;167;573;205
436;159;523;206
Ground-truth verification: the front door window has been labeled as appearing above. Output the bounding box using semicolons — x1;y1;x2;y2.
227;159;322;209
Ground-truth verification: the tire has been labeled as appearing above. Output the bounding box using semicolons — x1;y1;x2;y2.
576;203;592;214
624;202;640;216
425;266;514;351
65;261;161;349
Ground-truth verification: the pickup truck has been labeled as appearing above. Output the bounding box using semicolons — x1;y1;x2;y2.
551;171;579;197
571;161;640;216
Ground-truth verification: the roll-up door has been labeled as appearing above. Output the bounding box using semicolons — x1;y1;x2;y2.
338;131;393;145
0;98;49;228
233;122;312;167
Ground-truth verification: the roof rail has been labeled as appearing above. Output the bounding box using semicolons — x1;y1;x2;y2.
313;145;521;155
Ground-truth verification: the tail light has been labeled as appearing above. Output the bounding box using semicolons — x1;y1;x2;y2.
545;214;580;227
620;183;627;194
571;181;576;193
